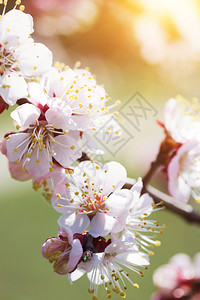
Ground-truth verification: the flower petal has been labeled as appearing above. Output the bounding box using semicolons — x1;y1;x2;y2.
25;147;50;177
9;161;32;181
16;43;52;76
45;108;71;131
11;103;41;127
105;189;133;217
89;212;116;238
58;213;90;234
0;72;28;105
105;237;136;255
102;161;127;195
111;210;129;233
52;133;81;167
6;132;30;162
0;9;33;48
168;141;197;202
66;239;83;273
153;264;179;294
41;67;75;98
130;193;154;217
28;82;47;106
116;251;150;266
68;268;86;284
130;177;143;202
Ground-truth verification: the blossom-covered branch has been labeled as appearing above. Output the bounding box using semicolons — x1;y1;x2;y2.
124;178;200;225
1;2;200;299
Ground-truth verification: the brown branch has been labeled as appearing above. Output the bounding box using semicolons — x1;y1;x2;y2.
78;152;200;225
142;161;159;191
78;151;91;162
16;98;31;106
123;178;200;225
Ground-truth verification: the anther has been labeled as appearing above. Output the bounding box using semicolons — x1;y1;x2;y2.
120;292;126;298
155;241;161;247
115;100;121;106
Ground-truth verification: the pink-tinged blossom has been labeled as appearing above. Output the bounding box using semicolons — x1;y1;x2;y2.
113;178;163;255
168;141;200;203
42;227;83;274
161;97;200;203
4;103;81;177
27;66;122;153
1;136;32;180
69;237;149;299
33;165;68;201
152;253;200;300
52;161;133;237
164;97;200;144
0;7;52;106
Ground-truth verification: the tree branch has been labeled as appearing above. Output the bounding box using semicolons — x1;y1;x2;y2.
78;152;91;162
16;98;31;106
124;178;200;225
79;151;200;225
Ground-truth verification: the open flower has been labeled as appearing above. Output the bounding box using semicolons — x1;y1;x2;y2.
41;66;107;131
42;227;83;274
52;161;133;237
152;253;200;300
69;237;149;299
4;103;81;177
162;97;200;203
0;7;52;106
163;97;200;144
32;165;68;201
112;178;163;255
27;66;122;155
168;141;200;203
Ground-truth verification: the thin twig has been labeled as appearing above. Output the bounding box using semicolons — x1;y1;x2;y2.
142;161;159;191
123;178;200;225
78;152;91;162
16;98;31;106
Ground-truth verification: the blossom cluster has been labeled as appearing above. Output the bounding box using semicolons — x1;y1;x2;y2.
42;161;163;299
0;2;163;300
160;96;200;204
3;1;200;299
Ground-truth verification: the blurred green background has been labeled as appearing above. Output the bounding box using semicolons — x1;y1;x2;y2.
1;0;200;299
